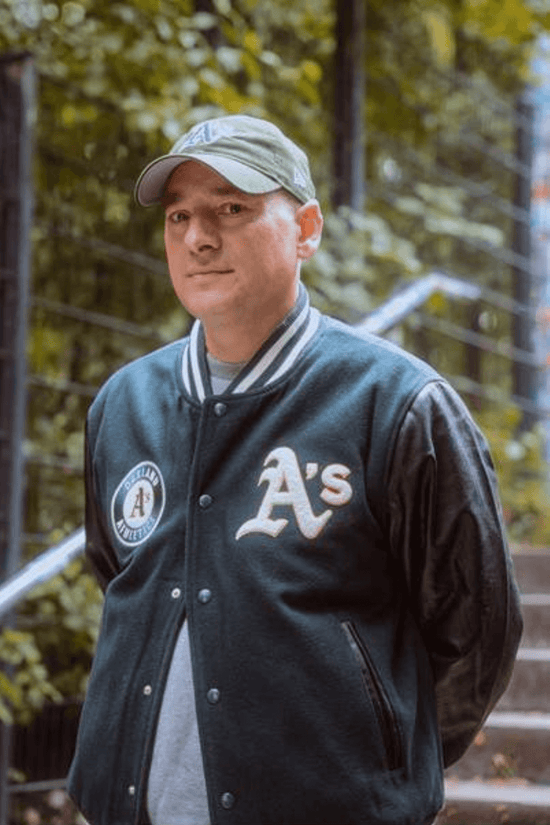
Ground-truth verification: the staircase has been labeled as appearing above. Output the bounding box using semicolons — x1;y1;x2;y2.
438;547;550;823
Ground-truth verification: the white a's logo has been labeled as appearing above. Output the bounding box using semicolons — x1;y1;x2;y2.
236;447;352;541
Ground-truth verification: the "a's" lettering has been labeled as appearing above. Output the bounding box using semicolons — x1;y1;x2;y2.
235;447;352;541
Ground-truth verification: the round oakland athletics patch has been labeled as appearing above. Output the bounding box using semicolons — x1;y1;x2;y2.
111;461;166;547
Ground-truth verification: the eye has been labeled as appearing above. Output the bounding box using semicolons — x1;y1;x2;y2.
221;202;243;215
167;210;188;224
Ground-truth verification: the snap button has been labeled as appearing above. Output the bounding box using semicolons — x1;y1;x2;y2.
128;785;136;797
221;792;235;810
207;688;220;704
171;587;181;599
198;588;212;604
143;684;152;696
214;402;227;417
199;494;212;509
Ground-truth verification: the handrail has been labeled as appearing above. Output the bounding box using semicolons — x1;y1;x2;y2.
0;273;483;620
355;272;481;335
0;528;85;620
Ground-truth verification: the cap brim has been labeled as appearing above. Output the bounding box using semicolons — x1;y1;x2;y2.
135;153;281;206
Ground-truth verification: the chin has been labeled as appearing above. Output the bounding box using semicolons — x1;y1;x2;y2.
180;293;237;324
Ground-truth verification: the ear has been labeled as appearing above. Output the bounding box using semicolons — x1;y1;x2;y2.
296;199;323;261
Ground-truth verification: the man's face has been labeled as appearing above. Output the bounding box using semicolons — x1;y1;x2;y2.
162;160;302;334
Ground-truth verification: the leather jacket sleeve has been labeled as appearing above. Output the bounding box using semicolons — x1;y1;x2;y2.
386;381;523;767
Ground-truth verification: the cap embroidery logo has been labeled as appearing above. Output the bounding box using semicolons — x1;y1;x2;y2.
293;168;307;188
111;461;166;547
178;120;237;150
235;447;352;541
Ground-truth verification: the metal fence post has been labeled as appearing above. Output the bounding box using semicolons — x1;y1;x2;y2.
512;94;537;431
0;51;36;825
333;0;366;212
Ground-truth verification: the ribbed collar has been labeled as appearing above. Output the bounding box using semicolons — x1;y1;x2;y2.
181;283;320;402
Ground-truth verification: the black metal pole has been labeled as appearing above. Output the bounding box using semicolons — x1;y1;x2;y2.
511;94;537;431
333;0;366;211
0;51;36;825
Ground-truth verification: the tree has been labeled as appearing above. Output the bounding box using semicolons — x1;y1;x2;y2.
0;0;548;727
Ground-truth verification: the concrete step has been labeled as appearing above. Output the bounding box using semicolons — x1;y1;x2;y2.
497;648;550;712
437;779;550;823
435;548;550;825
521;595;550;648
513;549;550;594
446;711;550;784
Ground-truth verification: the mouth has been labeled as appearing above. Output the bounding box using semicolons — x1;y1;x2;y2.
188;269;234;277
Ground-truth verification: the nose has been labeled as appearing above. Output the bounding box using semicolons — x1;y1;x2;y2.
185;213;220;253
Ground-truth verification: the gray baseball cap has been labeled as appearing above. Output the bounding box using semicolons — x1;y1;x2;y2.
135;115;315;206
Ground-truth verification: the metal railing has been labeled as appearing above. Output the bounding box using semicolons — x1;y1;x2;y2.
0;272;537;620
0;527;85;619
355;272;481;335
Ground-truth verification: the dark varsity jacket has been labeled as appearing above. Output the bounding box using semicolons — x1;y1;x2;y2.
68;287;522;825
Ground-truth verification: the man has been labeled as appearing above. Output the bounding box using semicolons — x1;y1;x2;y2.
68;115;522;825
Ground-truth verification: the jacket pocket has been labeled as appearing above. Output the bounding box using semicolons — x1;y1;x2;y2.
341;620;403;772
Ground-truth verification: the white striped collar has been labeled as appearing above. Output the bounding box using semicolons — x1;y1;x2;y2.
181;284;320;402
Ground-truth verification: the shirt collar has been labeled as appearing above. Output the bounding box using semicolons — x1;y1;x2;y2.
181;283;320;402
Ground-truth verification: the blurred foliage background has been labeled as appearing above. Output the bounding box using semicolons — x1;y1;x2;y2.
0;0;549;734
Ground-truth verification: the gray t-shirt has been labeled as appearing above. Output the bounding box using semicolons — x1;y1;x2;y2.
147;623;210;825
147;355;241;825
